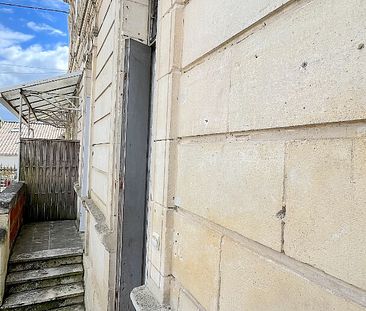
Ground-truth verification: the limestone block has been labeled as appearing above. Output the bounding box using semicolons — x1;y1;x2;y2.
93;89;112;122
152;141;177;208
152;141;167;206
148;261;162;289
83;219;110;311
182;0;288;66
157;7;183;79
96;28;114;76
148;202;174;276
154;72;180;140
94;56;113;100
158;0;171;18
91;144;109;173
91;115;111;144
219;237;365;311
154;75;169;140
90;168;109;206
178;50;231;137
172;212;221;310
229;0;366;132
169;278;180;311
178;0;366;136
178;290;200;311
156;12;171;79
285;139;366;290
98;0;114;29
96;4;114;72
176;140;284;251
147;144;156;203
158;0;184;18
146;262;172;304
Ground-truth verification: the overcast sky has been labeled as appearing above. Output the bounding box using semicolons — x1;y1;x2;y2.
0;0;69;121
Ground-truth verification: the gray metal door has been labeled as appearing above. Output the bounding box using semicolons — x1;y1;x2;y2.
115;39;152;310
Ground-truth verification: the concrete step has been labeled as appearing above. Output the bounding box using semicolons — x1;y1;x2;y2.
9;247;83;264
0;283;84;311
8;256;82;273
7;274;83;295
6;264;83;294
50;304;85;311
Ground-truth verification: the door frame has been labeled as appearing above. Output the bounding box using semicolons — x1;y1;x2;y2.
115;39;152;310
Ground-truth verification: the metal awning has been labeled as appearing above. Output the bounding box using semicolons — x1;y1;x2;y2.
0;72;82;128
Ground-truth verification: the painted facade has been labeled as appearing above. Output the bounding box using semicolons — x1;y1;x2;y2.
69;0;366;310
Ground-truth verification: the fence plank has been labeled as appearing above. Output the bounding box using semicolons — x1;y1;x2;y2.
20;139;80;221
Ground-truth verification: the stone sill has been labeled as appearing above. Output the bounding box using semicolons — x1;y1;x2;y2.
131;286;171;311
74;183;115;252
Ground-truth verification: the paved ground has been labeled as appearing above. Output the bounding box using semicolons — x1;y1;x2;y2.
11;221;83;257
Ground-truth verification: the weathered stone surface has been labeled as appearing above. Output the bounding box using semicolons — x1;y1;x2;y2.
7;274;83;295
178;0;366;137
171;212;221;310
148;203;174;278
8;256;82;273
178;290;200;311
176;139;284;250
219;237;365;311
158;0;171;18
83;215;110;311
153;72;180;141
0;283;84;310
156;7;183;79
229;0;366;133
131;285;170;311
178;51;231;137
10;248;83;264
285;139;366;290
6;264;83;285
10;221;83;264
1;221;85;310
181;0;288;66
152;140;177;208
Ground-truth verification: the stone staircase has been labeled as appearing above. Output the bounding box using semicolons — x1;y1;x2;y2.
0;221;85;311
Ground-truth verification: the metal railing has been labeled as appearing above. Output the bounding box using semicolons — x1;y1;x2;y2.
0;166;17;192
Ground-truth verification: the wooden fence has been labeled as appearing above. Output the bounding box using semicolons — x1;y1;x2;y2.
0;166;17;192
20;139;80;221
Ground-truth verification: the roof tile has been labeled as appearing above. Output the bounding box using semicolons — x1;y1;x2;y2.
0;121;64;156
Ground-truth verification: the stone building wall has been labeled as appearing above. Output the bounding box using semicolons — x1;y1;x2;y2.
69;0;150;309
142;0;366;310
69;0;366;310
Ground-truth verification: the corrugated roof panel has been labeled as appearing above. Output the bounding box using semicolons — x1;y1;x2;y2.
0;72;81;128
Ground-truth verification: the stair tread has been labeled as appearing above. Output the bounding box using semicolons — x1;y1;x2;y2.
1;283;84;309
10;247;83;264
50;304;85;311
6;264;83;285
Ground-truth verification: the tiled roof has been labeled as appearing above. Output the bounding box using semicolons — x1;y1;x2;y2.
0;121;64;156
